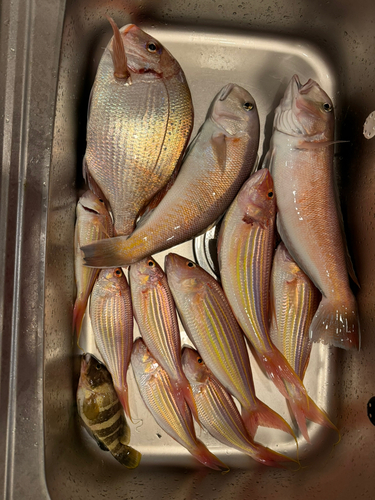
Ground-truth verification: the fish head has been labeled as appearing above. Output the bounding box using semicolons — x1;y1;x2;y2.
129;257;164;289
210;83;259;137
181;346;210;384
77;190;109;217
114;24;184;80
96;267;128;293
80;353;112;389
165;253;204;295
274;75;334;140
131;338;159;376
237;169;276;225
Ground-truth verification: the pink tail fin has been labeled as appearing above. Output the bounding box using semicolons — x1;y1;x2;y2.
251;443;298;468
116;384;132;422
191;440;229;472
72;298;87;344
241;399;295;441
309;296;360;350
286;391;339;443
171;376;200;425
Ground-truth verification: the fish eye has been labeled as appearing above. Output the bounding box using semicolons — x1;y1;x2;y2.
322;102;332;112
148;260;154;267
197;358;203;364
268;191;274;198
114;268;122;277
99;198;104;203
147;42;158;53
187;261;196;268
242;102;254;111
96;363;101;370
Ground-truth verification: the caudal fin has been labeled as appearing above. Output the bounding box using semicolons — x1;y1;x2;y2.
171;376;200;425
241;399;295;441
112;444;141;469
116;384;132;422
309;296;360;350
72;297;86;343
251;442;298;468
82;237;128;268
286;391;339;443
191;440;229;472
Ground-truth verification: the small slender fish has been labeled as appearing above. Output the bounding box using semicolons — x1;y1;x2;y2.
165;253;294;441
73;190;113;341
218;169;336;441
82;83;260;268
77;353;141;468
182;346;295;467
84;20;193;236
131;338;229;472
90;267;133;420
129;256;198;422
267;74;360;350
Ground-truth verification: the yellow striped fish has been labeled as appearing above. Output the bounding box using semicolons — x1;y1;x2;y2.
270;242;338;435
218;169;334;441
182;346;296;467
165;253;294;441
129;257;198;422
131;338;228;472
77;354;141;468
89;268;133;420
73;190;113;341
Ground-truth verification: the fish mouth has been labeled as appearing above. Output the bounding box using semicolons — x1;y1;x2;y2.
121;23;137;36
218;83;235;101
299;78;316;95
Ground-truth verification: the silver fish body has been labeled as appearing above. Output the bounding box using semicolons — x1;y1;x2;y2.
84;23;193;237
73;190;113;340
82;83;260;268
89;267;133;420
131;338;228;471
77;354;141;468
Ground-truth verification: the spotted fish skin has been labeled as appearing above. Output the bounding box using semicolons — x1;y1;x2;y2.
89;267;133;420
84;22;193;237
73;190;113;341
131;338;229;472
77;354;141;468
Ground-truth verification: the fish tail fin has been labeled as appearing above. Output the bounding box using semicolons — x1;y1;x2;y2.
112;444;141;469
106;17;130;81
286;392;339;443
171;376;200;425
309;296;360;350
191;440;229;472
82;238;128;268
72;297;86;343
241;400;296;441
117;384;132;422
251;443;298;468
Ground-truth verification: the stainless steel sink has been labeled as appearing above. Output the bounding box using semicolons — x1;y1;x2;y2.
1;0;375;498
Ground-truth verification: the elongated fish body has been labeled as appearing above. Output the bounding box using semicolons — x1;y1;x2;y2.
165;253;294;441
182;346;295;467
77;354;141;468
131;338;228;472
129;257;198;421
267;75;359;350
270;242;320;380
85;21;193;236
83;83;260;268
218;169;337;441
89;268;133;420
73;191;113;340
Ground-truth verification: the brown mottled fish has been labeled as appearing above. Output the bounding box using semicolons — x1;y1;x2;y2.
267;75;360;350
129;256;198;422
165;253;294;441
89;268;133;420
84;20;193;237
82;83;259;267
131;338;229;472
77;353;141;468
73;190;113;341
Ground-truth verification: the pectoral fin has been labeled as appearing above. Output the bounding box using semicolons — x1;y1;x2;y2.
210;131;227;172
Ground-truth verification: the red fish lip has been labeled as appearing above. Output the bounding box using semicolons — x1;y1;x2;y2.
299;78;316;95
122;23;136;36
